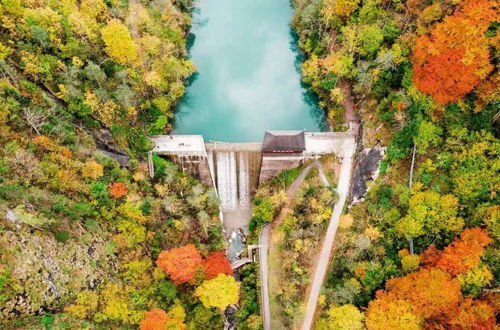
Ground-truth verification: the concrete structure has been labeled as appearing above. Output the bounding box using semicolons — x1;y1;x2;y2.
259;131;352;183
262;130;306;154
149;131;353;232
149;135;213;186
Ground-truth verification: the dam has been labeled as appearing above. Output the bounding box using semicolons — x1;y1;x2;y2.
149;130;354;235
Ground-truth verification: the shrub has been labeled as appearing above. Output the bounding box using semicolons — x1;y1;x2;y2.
54;231;71;243
109;182;128;199
64;290;99;319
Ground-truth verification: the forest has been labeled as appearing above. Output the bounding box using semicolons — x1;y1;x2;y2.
289;0;499;328
0;0;498;329
0;0;239;329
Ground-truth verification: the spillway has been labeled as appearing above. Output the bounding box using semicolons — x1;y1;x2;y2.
206;143;263;232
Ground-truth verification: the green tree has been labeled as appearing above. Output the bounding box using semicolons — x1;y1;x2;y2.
358;25;384;57
396;188;464;241
414;120;442;155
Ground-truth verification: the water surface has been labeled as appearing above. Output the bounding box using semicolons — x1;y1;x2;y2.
173;0;326;142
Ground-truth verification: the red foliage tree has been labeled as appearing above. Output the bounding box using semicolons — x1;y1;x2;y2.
156;244;203;284
203;251;233;279
109;182;128;199
139;308;169;330
413;48;481;105
412;0;497;104
421;228;492;276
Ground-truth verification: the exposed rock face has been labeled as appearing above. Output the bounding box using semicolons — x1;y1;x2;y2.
0;216;117;320
79;126;131;167
350;147;385;204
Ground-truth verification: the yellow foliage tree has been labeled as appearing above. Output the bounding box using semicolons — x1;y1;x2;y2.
322;0;361;21
64;290;99;318
82;161;104;179
94;283;143;324
401;254;420;274
366;298;422;330
316;304;364;330
195;274;240;310
101;19;138;65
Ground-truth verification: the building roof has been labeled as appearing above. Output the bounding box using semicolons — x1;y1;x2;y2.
262;130;306;153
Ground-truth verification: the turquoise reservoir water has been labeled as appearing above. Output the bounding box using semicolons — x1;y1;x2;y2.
173;0;326;142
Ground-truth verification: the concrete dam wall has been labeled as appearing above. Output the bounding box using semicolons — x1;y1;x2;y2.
205;143;262;232
148;131;352;233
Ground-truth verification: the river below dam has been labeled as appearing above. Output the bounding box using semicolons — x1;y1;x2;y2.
173;0;326;142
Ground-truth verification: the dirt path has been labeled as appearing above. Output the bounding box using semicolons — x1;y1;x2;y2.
315;160;330;186
339;79;361;137
301;137;356;330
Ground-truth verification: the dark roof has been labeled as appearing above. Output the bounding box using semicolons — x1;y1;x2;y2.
262;130;306;153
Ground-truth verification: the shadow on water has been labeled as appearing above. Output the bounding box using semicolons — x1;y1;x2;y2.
289;25;328;131
186;32;196;55
173;28;200;126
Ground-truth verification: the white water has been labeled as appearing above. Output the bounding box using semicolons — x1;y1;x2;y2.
214;151;251;211
238;152;250;208
216;151;238;210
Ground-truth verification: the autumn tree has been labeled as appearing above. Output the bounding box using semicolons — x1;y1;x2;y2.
412;0;497;104
156;244;203;285
82;161;104;179
64;290;98;319
422;228;492;276
366;298;422;330
317;304;364;330
414;120;442;155
203;251;233;280
446;298;496;329
449;131;499;205
195;274;240;310
139;306;187;330
322;0;361;21
457;264;493;297
396;187;463;241
366;267;462;329
140;309;169;330
109;182;128;199
101;19;138;65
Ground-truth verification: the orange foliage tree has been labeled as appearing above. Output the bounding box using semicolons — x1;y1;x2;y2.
202;251;233;279
139;309;169;330
421;228;492;276
412;0;497;104
366;298;422;330
109;182;128;199
156;244;203;284
447;298;496;330
383;268;462;319
367;228;496;329
366;268;461;328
